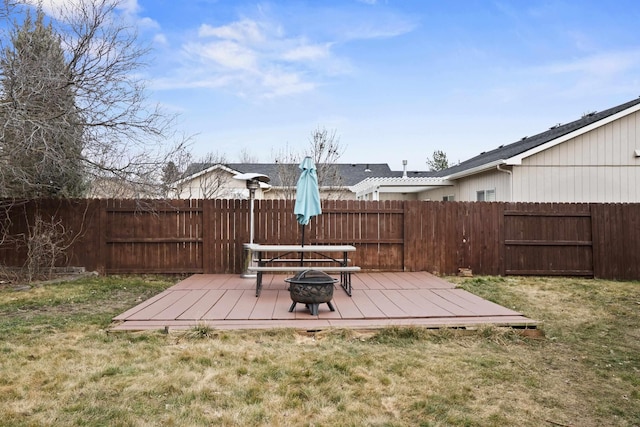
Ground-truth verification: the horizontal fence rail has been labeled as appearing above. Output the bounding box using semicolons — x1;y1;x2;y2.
0;199;638;280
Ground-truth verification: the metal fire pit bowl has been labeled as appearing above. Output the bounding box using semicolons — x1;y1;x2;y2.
285;270;338;315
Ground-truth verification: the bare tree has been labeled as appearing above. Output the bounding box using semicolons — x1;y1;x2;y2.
0;0;189;199
0;0;16;19
272;143;301;200
0;0;190;281
237;147;260;163
309;127;344;197
273;126;345;200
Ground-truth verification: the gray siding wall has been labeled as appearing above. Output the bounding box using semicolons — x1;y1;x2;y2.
420;170;511;202
513;110;640;202
456;170;512;201
417;187;457;201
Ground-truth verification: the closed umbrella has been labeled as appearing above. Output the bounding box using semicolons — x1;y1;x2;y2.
294;156;322;264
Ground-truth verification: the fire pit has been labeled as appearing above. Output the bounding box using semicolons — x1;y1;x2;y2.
285;270;337;315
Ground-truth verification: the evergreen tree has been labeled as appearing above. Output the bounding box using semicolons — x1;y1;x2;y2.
426;150;449;172
161;161;181;197
0;8;86;197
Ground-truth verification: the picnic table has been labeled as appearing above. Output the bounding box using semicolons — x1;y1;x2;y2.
245;244;360;296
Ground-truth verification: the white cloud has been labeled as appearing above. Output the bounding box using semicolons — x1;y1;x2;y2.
153;33;168;45
154;6;413;100
160;17;333;98
342;20;415;41
138;16;160;31
198;20;265;44
261;71;316;98
281;43;331;62
22;0;78;18
185;40;258;70
115;0;139;16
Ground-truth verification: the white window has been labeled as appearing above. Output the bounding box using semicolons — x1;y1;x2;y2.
476;189;496;201
442;195;455;201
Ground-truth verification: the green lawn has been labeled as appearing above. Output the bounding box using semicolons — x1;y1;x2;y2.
0;274;638;426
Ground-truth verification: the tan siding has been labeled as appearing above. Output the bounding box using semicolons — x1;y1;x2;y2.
456;170;511;201
379;193;418;201
418;187;457;201
515;165;640;202
516;110;640;202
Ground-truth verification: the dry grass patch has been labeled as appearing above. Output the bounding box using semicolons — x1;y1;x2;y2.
0;275;638;426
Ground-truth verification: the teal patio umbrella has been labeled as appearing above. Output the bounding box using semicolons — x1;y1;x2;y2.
294;157;322;261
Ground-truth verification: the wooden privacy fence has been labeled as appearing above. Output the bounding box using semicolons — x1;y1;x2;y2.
0;199;638;280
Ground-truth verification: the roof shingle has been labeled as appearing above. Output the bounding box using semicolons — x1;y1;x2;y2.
433;97;640;177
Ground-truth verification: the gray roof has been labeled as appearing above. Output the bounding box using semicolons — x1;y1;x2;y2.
433;96;640;177
183;162;434;187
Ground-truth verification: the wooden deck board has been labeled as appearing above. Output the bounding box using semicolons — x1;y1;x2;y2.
111;272;540;331
349;289;387;318
331;288;365;319
154;289;209;320
404;290;458;317
413;289;473;316
202;289;244;320
381;289;437;317
273;290;297;320
379;272;420;289
113;290;169;321
365;289;407;317
249;289;278;319
433;289;513;316
124;290;188;321
177;289;224;320
226;290;259;320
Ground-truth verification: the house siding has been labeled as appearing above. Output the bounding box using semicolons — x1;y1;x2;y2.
417;187;457;201
380;192;418;201
419;170;510;202
457;170;511;201
173;174;249;199
513;110;640;202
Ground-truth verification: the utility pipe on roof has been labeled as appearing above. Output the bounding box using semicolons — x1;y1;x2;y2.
496;164;513;201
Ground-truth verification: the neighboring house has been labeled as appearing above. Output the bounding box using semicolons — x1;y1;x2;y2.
170;162;430;200
87;177;158;199
170;163;261;199
172;97;640;202
354;97;640;202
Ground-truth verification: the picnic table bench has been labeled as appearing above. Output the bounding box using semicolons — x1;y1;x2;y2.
245;244;360;296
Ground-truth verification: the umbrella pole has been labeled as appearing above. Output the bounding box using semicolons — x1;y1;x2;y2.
300;224;305;266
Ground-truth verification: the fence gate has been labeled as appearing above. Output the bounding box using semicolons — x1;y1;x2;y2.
503;208;594;276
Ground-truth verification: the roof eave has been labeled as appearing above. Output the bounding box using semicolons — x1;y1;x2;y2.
443;159;506;180
173;163;241;186
506;101;640;165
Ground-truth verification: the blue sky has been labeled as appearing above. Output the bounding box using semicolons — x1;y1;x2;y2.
42;1;640;170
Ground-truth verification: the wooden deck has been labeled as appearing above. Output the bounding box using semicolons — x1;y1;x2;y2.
111;272;539;332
